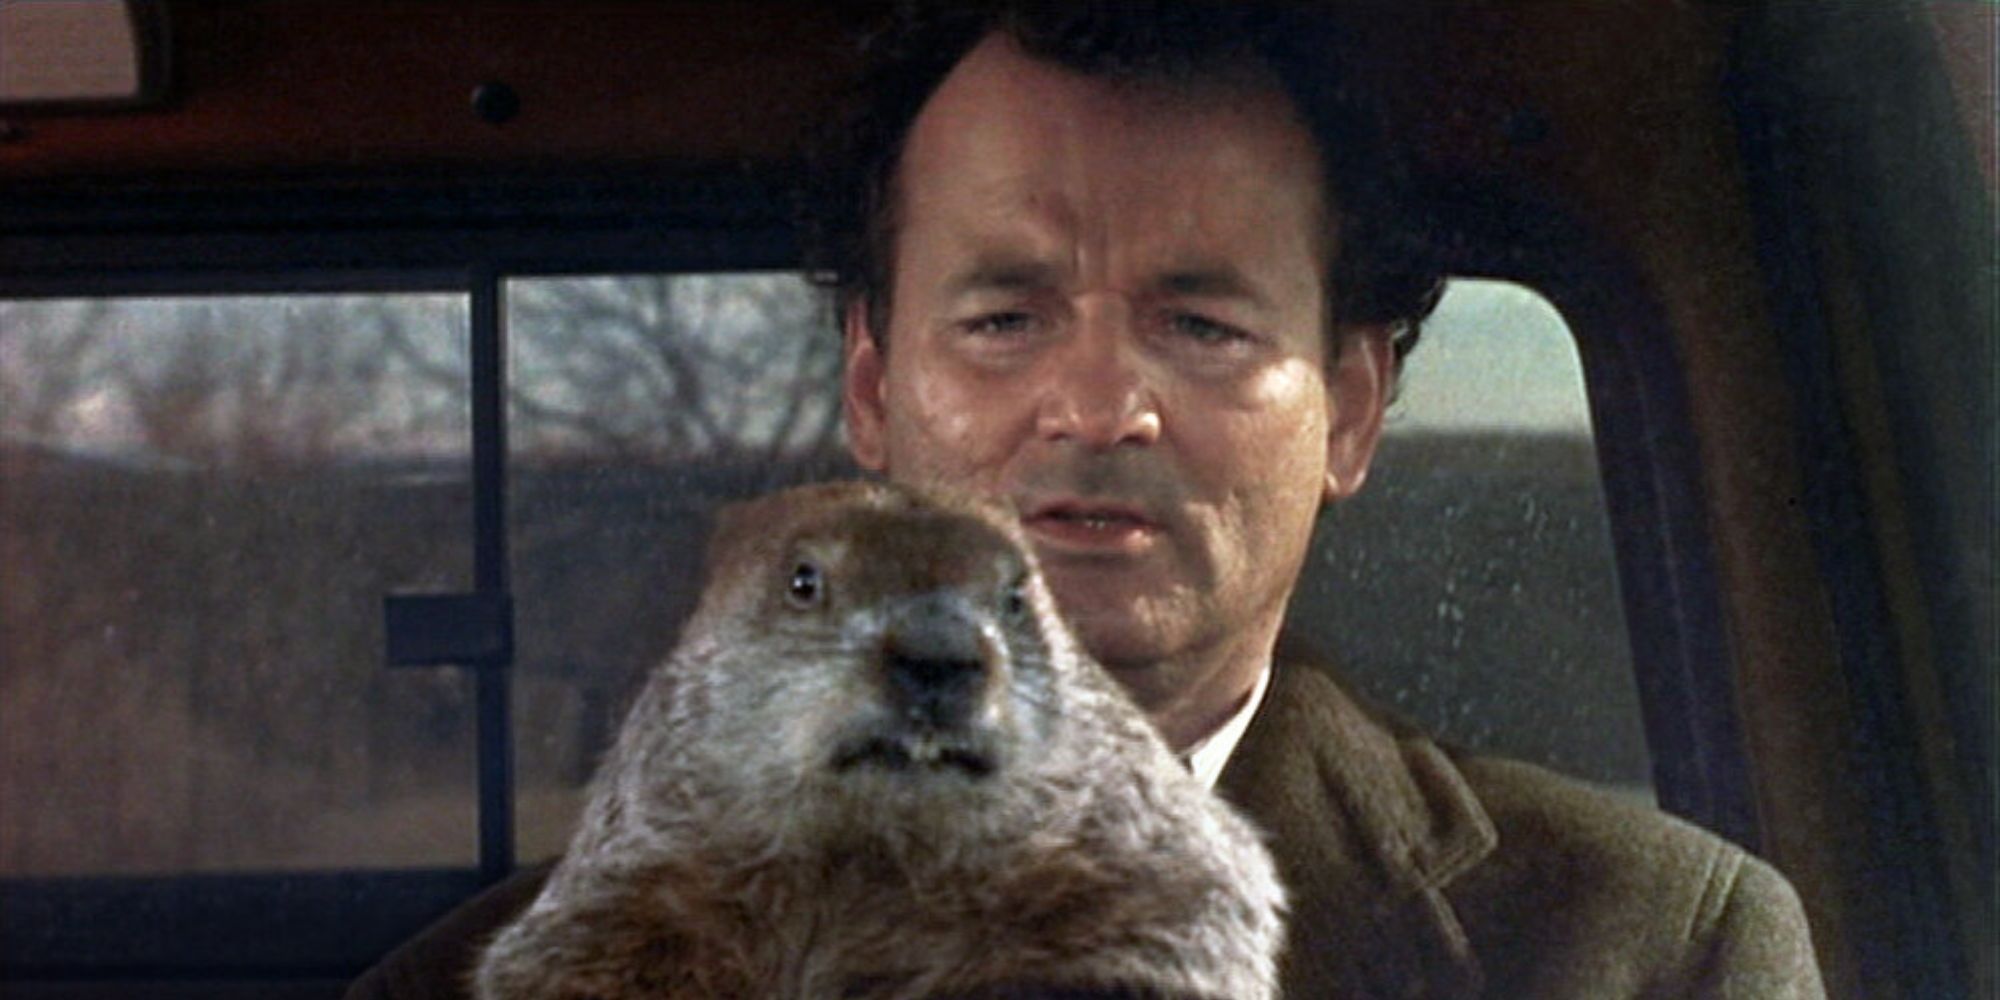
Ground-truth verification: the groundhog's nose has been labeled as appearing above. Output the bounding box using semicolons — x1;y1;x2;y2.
881;595;990;729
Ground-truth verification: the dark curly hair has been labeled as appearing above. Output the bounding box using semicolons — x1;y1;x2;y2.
796;1;1443;362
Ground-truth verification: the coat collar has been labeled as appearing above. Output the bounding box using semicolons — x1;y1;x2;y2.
1217;661;1497;998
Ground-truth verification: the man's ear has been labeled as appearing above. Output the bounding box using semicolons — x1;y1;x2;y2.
841;300;890;472
1324;325;1395;502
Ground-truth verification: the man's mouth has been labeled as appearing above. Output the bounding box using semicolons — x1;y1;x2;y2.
1021;499;1162;554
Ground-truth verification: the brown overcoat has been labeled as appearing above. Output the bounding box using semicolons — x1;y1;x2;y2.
344;663;1825;998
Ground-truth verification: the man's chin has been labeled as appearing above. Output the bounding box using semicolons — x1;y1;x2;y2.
1036;562;1198;656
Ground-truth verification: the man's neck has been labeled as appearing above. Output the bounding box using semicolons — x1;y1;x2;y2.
1119;619;1284;752
1152;679;1253;753
1114;652;1270;753
1181;662;1272;789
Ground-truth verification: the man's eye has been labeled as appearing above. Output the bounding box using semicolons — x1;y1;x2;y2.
962;312;1036;337
1169;313;1252;345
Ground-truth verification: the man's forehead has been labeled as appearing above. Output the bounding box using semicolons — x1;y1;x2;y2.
896;33;1329;287
903;34;1320;189
942;244;1283;311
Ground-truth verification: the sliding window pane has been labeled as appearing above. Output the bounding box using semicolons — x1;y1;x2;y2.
1286;279;1650;800
503;275;1653;861
0;293;478;874
505;273;849;860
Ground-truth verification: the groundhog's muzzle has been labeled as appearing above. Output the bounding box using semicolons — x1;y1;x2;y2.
827;591;1005;778
881;591;995;731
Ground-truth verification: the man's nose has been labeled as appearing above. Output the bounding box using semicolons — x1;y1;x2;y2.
1033;301;1162;449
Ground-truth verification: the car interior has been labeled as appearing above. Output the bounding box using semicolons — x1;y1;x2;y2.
0;3;1991;998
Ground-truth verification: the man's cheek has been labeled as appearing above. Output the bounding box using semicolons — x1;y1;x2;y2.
895;378;1005;471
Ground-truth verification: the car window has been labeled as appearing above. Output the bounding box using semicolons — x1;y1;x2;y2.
0;277;1648;875
0;293;479;875
503;274;851;856
497;274;1650;861
1287;279;1652;802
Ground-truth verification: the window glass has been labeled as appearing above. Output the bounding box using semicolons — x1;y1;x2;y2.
504;274;1650;860
0;294;479;875
1286;279;1652;800
506;274;850;859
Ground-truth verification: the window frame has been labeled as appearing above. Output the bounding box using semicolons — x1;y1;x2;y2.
0;171;1751;987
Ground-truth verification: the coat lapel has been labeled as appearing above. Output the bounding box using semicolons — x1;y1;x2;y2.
1218;663;1496;998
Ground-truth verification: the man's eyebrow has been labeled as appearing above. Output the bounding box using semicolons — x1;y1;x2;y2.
1153;266;1273;308
944;257;1065;296
943;258;1279;308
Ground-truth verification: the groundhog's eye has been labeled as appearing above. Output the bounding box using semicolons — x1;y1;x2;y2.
787;562;824;608
1003;576;1029;618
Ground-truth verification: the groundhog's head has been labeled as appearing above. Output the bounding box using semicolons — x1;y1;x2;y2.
637;480;1088;844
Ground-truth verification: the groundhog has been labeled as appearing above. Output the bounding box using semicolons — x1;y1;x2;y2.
474;480;1286;1000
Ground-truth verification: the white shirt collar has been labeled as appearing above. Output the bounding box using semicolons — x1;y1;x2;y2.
1180;662;1272;790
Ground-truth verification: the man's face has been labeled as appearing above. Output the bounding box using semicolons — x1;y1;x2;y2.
843;35;1390;719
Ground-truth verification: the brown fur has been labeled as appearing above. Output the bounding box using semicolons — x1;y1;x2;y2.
474;480;1286;999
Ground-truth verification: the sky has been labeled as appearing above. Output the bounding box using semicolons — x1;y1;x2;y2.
1387;279;1595;436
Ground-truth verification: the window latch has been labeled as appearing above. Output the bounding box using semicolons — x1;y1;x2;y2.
383;592;513;668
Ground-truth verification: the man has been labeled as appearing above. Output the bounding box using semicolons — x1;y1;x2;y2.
349;5;1825;997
